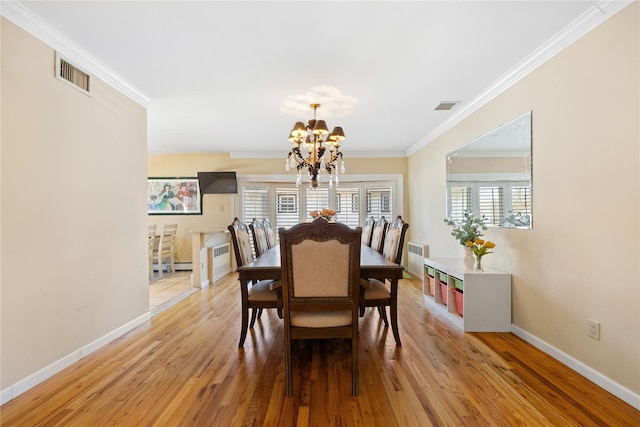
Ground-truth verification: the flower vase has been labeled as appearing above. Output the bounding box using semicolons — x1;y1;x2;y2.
463;247;475;269
474;255;483;271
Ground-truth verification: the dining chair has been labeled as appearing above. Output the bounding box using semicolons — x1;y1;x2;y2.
249;218;270;257
279;218;362;396
228;217;282;348
360;215;409;346
369;216;388;254
155;223;178;278
361;216;375;247
148;224;157;282
262;218;277;249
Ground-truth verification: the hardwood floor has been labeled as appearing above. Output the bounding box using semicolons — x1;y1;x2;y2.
2;273;638;426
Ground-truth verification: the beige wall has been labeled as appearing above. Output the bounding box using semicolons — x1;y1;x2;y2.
1;19;148;389
148;154;408;262
408;3;639;394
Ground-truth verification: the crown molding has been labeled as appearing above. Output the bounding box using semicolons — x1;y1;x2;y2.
230;150;407;159
405;0;634;156
1;1;150;108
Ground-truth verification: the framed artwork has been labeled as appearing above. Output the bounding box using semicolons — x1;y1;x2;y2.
148;177;202;215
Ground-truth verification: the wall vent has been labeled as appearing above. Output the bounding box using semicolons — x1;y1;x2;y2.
55;53;92;95
435;101;458;111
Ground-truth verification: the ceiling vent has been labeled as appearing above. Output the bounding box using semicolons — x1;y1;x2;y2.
55;53;92;95
435;101;458;111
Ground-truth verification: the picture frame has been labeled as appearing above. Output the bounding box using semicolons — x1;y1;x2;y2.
148;177;202;215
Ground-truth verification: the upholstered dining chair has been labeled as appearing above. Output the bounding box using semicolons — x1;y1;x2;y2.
249;218;270;258
361;216;375;247
369;216;387;254
155;223;178;278
148;224;157;282
262;218;277;249
279;218;362;397
229;217;282;348
360;215;409;346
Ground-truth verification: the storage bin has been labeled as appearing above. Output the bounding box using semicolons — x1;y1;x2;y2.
426;265;435;277
439;281;448;305
426;275;436;296
453;277;464;291
437;271;447;283
453;288;464;316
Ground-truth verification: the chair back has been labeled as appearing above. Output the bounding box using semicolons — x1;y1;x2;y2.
382;216;409;264
158;223;177;253
262;218;277;249
369;216;388;253
148;225;157;281
361;216;375;247
278;218;362;396
228;217;255;268
249;218;269;257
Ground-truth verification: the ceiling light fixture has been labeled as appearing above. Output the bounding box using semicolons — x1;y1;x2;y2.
285;103;345;189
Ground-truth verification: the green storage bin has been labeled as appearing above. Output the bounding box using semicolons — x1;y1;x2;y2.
437;271;447;283
425;266;435;277
453;277;464;291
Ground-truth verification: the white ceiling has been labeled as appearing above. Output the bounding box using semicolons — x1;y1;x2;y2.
4;1;627;157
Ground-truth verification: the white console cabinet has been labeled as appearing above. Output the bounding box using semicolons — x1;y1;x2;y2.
424;257;511;332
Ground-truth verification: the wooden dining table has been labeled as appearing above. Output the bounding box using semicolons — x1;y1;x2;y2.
237;244;405;345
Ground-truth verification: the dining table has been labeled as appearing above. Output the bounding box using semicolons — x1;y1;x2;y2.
237;243;405;345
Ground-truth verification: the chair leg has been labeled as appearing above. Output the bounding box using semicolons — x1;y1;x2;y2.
169;249;175;274
377;306;389;326
239;301;249;348
157;255;164;278
249;308;258;328
390;303;401;346
257;308;264;319
352;336;359;396
285;341;293;397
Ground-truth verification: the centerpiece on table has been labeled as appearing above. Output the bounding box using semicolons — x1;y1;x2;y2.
444;211;488;269
310;208;336;221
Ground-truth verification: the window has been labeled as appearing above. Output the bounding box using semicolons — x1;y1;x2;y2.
238;178;399;231
277;193;297;213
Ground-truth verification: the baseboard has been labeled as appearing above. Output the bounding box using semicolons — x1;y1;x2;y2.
1;312;151;405
153;262;192;272
511;325;640;410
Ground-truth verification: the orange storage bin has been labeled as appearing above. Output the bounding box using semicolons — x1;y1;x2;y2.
453;288;464;316
439;281;448;305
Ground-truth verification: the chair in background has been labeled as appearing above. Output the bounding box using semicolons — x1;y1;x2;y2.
361;216;375;247
279;218;362;396
148;224;157;282
229;217;282;348
155;223;178;278
360;215;409;346
249;218;270;258
262;218;277;249
369;216;388;254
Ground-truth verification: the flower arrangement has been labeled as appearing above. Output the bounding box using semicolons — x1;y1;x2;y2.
443;211;487;246
310;208;336;221
467;238;496;270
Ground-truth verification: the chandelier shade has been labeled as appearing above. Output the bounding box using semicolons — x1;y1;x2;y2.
285;103;345;189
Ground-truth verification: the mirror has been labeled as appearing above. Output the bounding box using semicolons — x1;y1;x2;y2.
446;111;532;229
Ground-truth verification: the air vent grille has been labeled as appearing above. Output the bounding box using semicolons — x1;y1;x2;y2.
435;101;458;111
56;54;91;95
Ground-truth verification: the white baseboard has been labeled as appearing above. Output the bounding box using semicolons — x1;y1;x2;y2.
511;325;640;410
0;312;151;405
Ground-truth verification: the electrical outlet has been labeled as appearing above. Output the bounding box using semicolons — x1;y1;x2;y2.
588;319;600;340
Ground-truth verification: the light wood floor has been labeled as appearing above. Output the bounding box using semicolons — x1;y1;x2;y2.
2;273;638;426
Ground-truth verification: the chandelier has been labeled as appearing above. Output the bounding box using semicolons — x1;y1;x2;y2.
285;103;345;188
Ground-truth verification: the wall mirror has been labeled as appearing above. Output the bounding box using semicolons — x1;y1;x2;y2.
446;111;532;229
